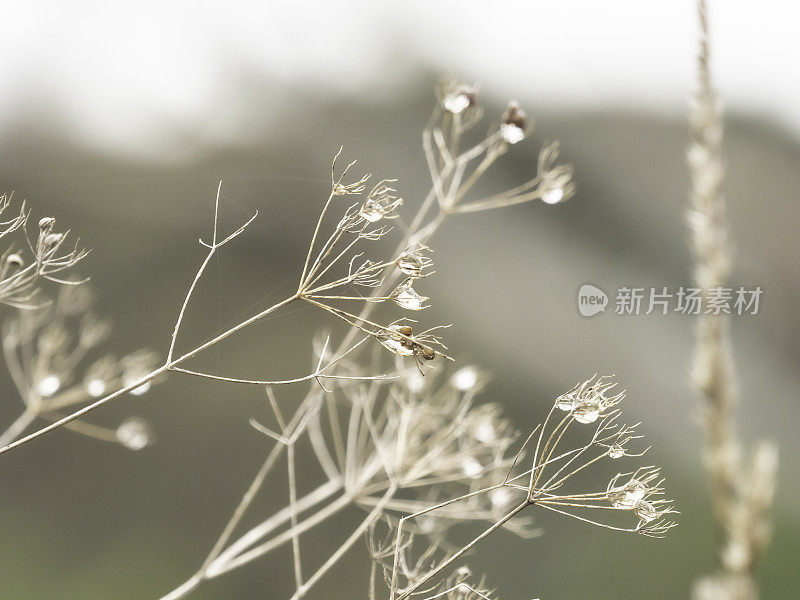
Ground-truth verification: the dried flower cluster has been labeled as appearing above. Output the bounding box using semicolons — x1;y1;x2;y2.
422;76;574;220
157;78;587;600
296;160;449;369
381;374;676;600
0;196;88;309
0;76;679;600
0;285;157;448
161;361;531;600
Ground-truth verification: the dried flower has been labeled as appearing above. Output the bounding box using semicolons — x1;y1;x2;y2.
555;374;624;423
359;180;402;222
537;141;575;205
390;279;429;311
500;101;528;145
116;417;152;451
396;243;433;277
443;84;478;115
38;216;55;232
0;287;157;448
0;198;87;309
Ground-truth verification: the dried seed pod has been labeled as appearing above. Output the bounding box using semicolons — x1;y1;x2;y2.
390;279;429;311
396;244;433;277
5;253;23;269
443;84;478;114
419;345;436;360
42;232;63;249
38;216;55;232
358;180;402;223
500;101;527;144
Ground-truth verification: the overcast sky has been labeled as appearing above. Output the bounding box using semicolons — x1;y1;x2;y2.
1;1;797;161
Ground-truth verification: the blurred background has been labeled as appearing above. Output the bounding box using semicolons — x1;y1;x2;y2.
0;1;797;598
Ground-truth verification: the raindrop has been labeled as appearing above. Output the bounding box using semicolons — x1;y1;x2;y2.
116;418;151;451
452;366;479;391
461;457;482;479
573;404;600;424
556;393;574;411
634;500;660;523
608;444;625;459
610;479;647;509
500;123;525;144
391;280;428;311
490;487;513;510
37;375;61;397
86;379;107;398
358;200;384;223
444;93;471;114
541;187;565;205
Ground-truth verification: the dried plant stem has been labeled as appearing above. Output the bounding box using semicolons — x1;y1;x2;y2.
289;485;397;600
691;0;737;529
160;477;344;600
690;3;777;599
395;501;528;600
209;493;352;577
0;170;407;452
0;408;36;447
0;292;297;453
161;84;579;600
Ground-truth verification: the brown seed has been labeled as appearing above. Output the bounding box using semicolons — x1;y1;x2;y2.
502;101;527;129
419;346;436;361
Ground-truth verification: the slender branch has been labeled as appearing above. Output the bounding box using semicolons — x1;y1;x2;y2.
395;501;529;600
289;485;398;600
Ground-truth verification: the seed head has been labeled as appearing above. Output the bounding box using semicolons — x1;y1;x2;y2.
358;180;402;223
443;84;478;114
390;279;429;311
5;253;23;269
38;216;55;232
537;141;575;205
42;232;63;249
500;101;528;144
396;243;433;278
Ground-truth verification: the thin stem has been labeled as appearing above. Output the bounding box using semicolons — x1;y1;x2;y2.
287;443;304;590
159;479;344;600
535;502;639;533
200;443;286;570
0;408;36;447
298;191;336;292
168;181;223;362
0;294;299;455
289;485;397;600
207;493;352;578
395;501;529;600
390;483;505;598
